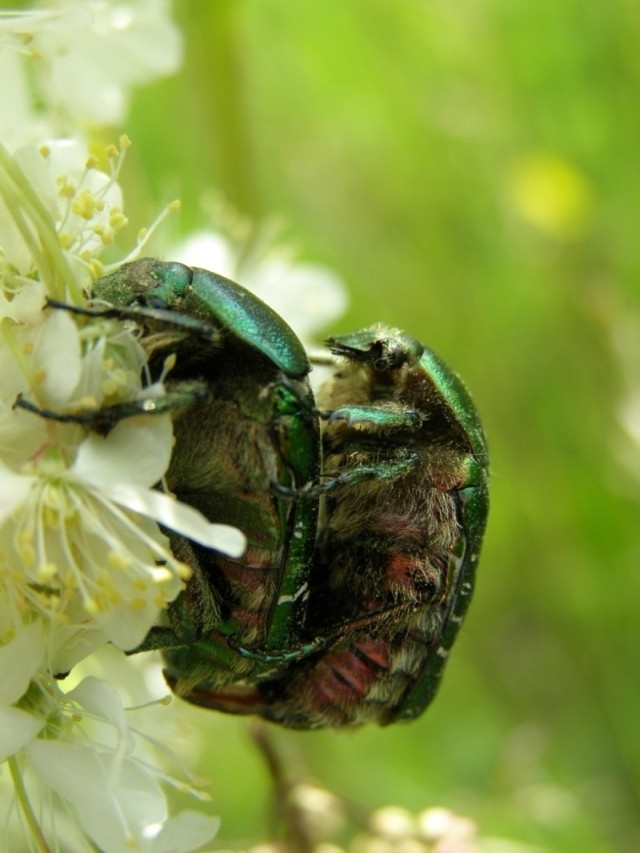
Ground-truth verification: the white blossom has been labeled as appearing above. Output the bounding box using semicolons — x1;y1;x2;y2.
0;138;130;293
1;674;221;853
0;1;183;144
0;132;241;850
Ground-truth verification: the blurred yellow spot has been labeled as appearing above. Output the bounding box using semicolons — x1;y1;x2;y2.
507;152;593;239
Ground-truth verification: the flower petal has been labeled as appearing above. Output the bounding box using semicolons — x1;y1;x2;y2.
0;464;33;524
35;309;83;404
66;677;129;742
0;620;45;705
49;625;108;675
0;707;44;762
71;415;173;490
148;810;221;853
102;483;246;558
27;739;168;853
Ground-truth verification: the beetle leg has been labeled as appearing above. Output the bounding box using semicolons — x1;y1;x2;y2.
14;382;209;432
227;634;328;665
272;449;421;500
326;404;421;431
46;297;220;343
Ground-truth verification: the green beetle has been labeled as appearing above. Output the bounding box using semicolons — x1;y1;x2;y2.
32;269;489;729
187;324;489;728
88;259;322;690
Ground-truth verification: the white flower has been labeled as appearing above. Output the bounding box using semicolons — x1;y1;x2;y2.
0;410;244;656
0;8;238;848
175;228;349;343
0;621;47;763
0;1;183;143
0;141;245;664
0;138;129;292
0;673;220;853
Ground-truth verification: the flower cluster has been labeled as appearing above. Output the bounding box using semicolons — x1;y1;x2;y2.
0;3;351;852
0;1;182;147
0;133;245;853
0;4;243;850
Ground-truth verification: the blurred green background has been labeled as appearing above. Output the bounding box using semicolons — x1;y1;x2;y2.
122;1;639;850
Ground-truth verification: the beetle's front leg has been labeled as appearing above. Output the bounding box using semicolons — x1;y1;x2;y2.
14;381;208;432
46;297;219;342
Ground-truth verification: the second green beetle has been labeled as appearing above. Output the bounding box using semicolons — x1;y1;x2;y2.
181;324;489;728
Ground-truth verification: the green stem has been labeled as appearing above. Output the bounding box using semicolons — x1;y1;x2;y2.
8;755;52;853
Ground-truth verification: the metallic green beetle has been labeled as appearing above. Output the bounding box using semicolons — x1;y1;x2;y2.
89;259;322;691
187;324;489;728
36;265;489;729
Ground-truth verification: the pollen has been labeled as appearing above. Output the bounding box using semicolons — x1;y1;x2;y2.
72;190;99;220
151;566;174;584
130;597;147;612
57;176;77;199
78;396;99;410
154;594;169;610
108;551;133;571
36;562;58;583
95;225;115;246
177;561;192;581
109;210;128;232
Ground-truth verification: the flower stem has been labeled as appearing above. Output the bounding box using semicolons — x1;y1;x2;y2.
8;755;52;853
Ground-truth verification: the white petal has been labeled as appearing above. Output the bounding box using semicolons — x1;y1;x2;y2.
35;310;83;404
66;677;129;741
49;625;108;675
102;483;246;557
0;464;33;524
149;811;221;853
27;740;168;853
71;416;173;490
37;1;183;124
0;707;44;761
0;620;45;704
92;591;181;653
